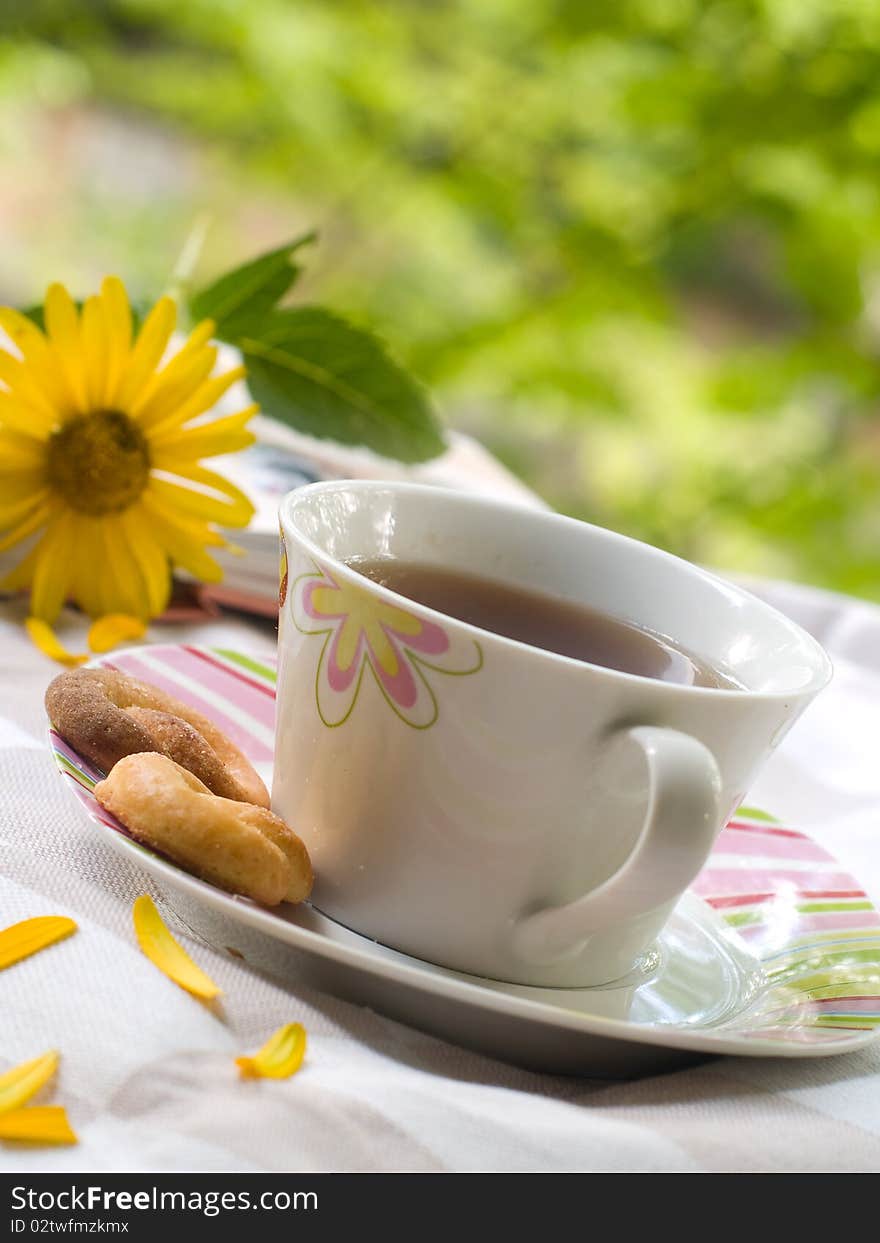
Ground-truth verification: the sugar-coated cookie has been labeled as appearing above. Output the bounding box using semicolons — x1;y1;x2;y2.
46;667;269;807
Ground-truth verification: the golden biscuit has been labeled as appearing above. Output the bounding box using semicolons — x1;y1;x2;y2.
95;753;312;907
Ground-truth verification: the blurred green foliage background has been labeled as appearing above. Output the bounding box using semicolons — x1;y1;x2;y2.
3;0;880;596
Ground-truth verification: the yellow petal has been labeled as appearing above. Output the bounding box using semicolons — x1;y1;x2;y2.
25;618;88;666
87;613;147;653
151;405;258;460
0;308;72;416
43;282;87;414
0;469;49;506
0;401;50;443
79;294;108;411
101;520;150;620
132;345;218;426
236;1023;307;1080
131;343;218;428
0;374;55;434
146;365;248;437
132;895;221;1000
61;513;120;622
129;319;216;424
180;465;255;526
0;340;60;422
0;916;77;970
0;1051;59;1114
99;276;133;407
115;296;177;411
119;507;172;618
0;426;45;469
0;495;51;550
0;1106;77;1145
28;518;77;623
0;541;42;592
138;496;225;583
62;514;100;619
0;308;48;356
148;473;255;528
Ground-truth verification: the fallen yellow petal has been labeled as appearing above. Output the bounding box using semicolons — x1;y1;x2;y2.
0;1106;77;1145
88;613;148;653
0;917;77;971
25;618;88;666
132;895;221;1000
236;1023;307;1080
0;1051;59;1114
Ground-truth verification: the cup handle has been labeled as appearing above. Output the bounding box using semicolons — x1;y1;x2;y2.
512;725;723;967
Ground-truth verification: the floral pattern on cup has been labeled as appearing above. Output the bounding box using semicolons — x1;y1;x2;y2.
290;561;483;728
279;527;289;608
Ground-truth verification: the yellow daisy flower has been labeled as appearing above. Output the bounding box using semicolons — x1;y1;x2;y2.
0;278;257;641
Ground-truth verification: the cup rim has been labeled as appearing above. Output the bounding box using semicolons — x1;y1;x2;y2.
280;479;833;703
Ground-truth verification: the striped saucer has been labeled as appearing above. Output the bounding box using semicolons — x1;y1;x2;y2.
49;644;880;1076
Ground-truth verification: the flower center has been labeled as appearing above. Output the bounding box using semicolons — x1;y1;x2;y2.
47;411;150;516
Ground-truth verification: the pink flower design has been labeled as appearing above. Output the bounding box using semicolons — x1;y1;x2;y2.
290;562;482;728
279;527;288;608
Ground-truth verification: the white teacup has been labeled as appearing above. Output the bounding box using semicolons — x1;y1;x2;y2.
274;481;831;988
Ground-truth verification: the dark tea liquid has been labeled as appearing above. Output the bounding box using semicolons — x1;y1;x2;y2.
347;557;742;689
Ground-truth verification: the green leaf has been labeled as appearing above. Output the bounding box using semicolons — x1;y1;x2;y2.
189;233;316;338
239;307;445;463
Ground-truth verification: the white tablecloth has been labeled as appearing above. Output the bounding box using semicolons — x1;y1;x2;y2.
2;577;880;1174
